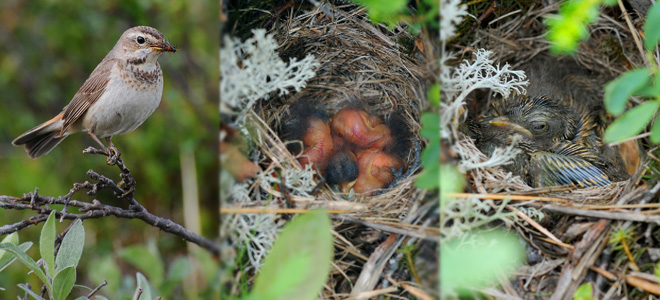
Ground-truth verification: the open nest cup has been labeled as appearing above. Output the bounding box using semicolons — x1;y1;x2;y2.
222;3;439;298
247;8;436;216
450;2;651;204
443;1;660;298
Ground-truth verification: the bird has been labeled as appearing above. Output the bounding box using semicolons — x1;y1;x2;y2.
340;149;405;195
13;26;176;164
281;102;335;175
325;150;359;186
468;55;644;188
282;102;412;194
330;107;394;151
475;93;634;188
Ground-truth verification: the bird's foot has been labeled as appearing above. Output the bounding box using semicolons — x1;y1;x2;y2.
105;146;121;166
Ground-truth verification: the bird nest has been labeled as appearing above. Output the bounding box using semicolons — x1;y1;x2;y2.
248;8;435;216
221;5;438;298
444;2;660;299
450;2;650;204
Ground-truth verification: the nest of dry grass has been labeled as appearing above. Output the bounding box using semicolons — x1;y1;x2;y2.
249;6;436;214
451;2;648;203
445;2;660;298
225;3;438;299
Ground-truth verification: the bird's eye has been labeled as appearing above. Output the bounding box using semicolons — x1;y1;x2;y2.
532;122;547;132
136;36;145;44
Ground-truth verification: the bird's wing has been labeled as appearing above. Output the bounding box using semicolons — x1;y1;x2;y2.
531;151;611;188
61;58;115;134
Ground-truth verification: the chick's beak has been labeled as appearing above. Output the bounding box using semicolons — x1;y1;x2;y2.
488;117;532;138
150;41;177;53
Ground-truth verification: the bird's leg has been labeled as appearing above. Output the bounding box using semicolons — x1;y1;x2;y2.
83;132;110;156
81;132;120;165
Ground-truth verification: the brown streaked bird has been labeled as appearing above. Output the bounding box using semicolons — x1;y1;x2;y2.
474;91;638;188
331;107;394;151
341;149;406;195
13;26;176;163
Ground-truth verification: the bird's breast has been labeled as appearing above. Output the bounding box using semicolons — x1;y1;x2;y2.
82;63;163;137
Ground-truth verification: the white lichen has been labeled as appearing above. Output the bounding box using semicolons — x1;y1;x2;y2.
230;182;283;271
258;163;317;198
441;49;528;141
220;29;320;124
454;135;522;173
440;0;468;42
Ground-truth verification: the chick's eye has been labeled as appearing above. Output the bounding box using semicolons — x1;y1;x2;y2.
533;123;547;131
136;36;145;44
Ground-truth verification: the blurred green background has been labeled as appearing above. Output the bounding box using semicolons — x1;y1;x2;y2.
0;0;219;298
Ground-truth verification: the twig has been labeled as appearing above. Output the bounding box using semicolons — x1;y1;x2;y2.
506;205;574;250
333;215;438;241
448;192;571;203
537;204;660;224
0;151;219;256
220;207;350;214
616;0;649;67
87;280;107;298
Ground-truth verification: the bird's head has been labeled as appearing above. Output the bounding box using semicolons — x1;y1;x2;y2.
117;26;176;65
483;95;572;150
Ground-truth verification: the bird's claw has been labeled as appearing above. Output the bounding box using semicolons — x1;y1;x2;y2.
105;146;120;165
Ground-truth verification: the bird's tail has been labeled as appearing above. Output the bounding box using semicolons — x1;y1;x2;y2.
12;113;66;158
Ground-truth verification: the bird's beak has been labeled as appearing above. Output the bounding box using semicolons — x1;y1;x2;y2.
150;41;177;53
339;180;356;194
488;117;533;138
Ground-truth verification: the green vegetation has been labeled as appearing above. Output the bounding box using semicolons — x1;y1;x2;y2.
245;210;333;300
0;1;218;299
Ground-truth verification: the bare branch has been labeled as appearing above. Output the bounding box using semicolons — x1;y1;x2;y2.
0;150;219;256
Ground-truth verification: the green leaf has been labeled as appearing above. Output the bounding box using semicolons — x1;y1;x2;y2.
161;257;192;297
119;245;164;288
415;162;440;190
440;164;465;207
441;230;525;298
88;255;121;299
644;3;660;51
166;257;192;282
427;84;440;107
40;211;56;279
250;209;333;300
574;283;596;300
55;219;85;273
0;243;51;291
52;266;76;300
415;139;440;190
134;272;153;300
420;113;440;141
0;240;32;273
546;0;606;54
0;232;19;267
604;68;651;115
604;100;659;143
17;283;47;300
650;115;660;144
351;0;408;23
